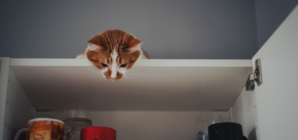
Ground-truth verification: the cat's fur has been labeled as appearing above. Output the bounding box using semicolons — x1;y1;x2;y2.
77;30;149;81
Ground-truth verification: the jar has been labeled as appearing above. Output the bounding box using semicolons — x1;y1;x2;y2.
63;117;92;140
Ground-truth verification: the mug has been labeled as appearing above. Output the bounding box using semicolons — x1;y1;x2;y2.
208;122;248;140
14;118;64;140
80;127;116;140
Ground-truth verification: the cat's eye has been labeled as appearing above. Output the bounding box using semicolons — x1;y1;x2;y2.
101;63;108;67
120;63;127;68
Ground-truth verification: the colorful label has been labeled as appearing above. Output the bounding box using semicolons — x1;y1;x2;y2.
27;120;64;140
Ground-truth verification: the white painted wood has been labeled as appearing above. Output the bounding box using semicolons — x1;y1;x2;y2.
232;88;258;140
0;58;10;140
36;111;230;140
252;5;298;140
2;69;33;140
0;58;1;73
10;59;252;67
10;59;252;111
1;57;33;140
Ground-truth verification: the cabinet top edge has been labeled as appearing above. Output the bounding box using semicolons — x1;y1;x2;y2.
9;58;252;67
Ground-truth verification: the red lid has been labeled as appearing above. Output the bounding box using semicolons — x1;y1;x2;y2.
81;127;116;140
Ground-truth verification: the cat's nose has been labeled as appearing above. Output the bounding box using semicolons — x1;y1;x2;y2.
111;77;117;81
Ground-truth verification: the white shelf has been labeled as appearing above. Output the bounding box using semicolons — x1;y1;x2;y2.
10;58;252;67
10;59;252;111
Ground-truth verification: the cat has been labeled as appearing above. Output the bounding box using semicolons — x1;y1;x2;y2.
77;30;149;81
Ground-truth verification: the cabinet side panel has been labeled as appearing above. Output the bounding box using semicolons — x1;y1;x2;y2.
2;69;33;140
253;5;298;140
0;58;10;139
0;58;2;72
233;88;258;140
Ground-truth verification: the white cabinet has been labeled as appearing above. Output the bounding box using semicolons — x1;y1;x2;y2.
0;58;252;140
249;5;298;140
233;5;298;140
8;59;252;111
1;5;298;140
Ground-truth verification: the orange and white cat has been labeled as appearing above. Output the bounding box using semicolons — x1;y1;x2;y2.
77;30;149;81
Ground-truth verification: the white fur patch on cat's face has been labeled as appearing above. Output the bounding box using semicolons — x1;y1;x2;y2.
101;67;108;75
119;67;127;75
95;47;128;81
110;48;118;79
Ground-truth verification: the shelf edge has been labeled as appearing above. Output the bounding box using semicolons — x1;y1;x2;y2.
10;58;252;67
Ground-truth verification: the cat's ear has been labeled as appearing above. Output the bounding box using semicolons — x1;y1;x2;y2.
125;34;142;49
87;34;105;51
87;44;101;51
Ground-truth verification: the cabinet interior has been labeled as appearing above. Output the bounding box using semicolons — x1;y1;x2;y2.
1;58;257;140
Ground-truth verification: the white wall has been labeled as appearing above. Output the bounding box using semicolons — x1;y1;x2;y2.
0;58;33;140
232;88;258;140
253;5;298;140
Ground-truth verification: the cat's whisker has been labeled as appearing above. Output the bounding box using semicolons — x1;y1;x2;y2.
87;67;99;72
124;74;142;79
89;73;104;78
126;69;140;73
122;76;137;83
91;76;103;78
90;77;104;82
86;68;101;74
125;73;143;76
89;72;102;77
125;71;143;75
86;71;98;76
91;76;106;81
86;68;104;78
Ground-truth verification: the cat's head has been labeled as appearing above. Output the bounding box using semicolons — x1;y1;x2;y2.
86;30;142;81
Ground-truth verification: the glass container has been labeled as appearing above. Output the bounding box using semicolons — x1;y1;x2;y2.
195;112;222;140
63;117;92;140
